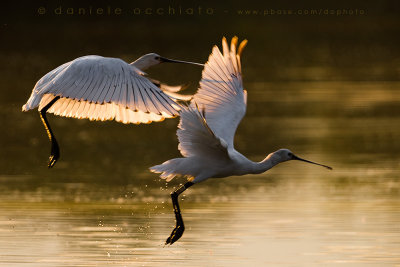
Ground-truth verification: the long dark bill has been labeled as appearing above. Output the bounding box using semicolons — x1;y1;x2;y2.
160;57;204;67
293;155;332;170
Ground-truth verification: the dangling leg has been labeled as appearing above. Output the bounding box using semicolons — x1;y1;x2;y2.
166;181;194;245
38;96;60;168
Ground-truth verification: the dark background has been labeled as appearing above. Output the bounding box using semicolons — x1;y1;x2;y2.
0;0;399;185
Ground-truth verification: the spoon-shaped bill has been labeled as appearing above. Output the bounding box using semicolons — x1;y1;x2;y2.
160;57;204;67
293;155;332;170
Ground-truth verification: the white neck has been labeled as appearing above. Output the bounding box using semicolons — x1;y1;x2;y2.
252;154;280;174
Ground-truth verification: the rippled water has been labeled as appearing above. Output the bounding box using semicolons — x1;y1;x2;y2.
1;2;400;265
1;81;400;266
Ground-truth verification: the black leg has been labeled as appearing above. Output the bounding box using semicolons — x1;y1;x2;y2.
166;181;194;245
38;96;60;168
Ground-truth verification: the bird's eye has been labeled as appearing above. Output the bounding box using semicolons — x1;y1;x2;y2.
288;152;293;157
155;56;160;60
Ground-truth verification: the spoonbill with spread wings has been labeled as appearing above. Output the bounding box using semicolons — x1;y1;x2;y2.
150;37;332;245
22;53;203;167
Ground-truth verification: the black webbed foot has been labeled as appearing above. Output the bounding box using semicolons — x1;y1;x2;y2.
47;139;60;168
166;224;185;245
48;151;59;168
39;96;61;168
165;182;193;245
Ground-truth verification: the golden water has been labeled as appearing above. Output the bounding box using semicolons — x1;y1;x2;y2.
1;81;399;266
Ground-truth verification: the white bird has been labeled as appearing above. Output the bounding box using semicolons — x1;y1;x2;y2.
22;53;203;167
150;37;332;245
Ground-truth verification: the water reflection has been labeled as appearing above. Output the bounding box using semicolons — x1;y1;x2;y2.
1;79;400;265
0;176;399;266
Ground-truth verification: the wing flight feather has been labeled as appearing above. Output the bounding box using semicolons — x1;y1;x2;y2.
192;37;248;148
22;55;183;124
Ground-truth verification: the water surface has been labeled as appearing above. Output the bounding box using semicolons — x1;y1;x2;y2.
1;81;400;266
1;3;400;265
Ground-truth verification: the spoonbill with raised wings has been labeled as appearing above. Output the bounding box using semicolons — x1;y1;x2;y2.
150;37;332;245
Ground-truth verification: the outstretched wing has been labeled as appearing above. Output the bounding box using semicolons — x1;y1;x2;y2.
192;37;248;148
22;55;181;124
177;105;230;159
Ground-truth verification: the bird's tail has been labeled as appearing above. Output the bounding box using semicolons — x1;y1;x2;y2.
150;158;194;182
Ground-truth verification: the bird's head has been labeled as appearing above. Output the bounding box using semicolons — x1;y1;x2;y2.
131;53;204;71
131;53;163;70
269;149;332;170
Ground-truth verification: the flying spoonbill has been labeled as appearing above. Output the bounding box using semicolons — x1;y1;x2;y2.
22;53;203;167
150;37;332;245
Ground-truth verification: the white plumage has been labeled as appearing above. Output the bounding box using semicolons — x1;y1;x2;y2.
150;37;254;183
151;36;332;245
153;105;232;182
22;52;203;167
23;55;190;124
151;37;331;183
